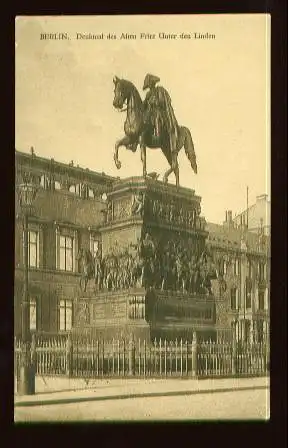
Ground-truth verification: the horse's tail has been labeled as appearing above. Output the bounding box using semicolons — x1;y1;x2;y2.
181;126;198;174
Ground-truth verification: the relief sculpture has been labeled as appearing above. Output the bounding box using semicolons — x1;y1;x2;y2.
131;192;145;216
145;196;198;229
77;232;224;296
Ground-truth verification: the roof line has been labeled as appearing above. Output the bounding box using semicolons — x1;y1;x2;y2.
233;199;270;221
15;149;116;181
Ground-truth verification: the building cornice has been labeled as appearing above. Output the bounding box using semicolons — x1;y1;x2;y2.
15;149;116;187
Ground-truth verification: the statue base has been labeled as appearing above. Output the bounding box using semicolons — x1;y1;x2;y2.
72;288;217;343
72;177;229;343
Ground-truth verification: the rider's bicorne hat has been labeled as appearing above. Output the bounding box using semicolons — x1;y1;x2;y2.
143;74;160;90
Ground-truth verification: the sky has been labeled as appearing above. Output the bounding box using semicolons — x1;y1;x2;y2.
15;15;271;224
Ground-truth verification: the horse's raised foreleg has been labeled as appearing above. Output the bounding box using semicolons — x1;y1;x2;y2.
114;136;132;170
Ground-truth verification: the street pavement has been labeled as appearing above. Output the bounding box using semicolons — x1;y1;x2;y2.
14;377;270;422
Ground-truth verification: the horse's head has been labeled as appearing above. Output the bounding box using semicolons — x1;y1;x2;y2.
113;76;128;110
112;76;135;110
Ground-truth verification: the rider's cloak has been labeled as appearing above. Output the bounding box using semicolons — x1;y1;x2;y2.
144;86;179;153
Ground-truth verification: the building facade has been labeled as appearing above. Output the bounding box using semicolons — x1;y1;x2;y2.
15;150;114;337
14;150;270;342
233;194;271;236
206;212;270;344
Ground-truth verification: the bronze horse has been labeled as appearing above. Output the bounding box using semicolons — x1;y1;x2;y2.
112;77;198;187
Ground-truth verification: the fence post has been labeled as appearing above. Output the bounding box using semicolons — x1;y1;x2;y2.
31;334;37;378
191;332;198;377
128;335;135;376
231;338;237;376
66;333;73;377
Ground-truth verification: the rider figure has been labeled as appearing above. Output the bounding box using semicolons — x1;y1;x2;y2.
143;74;179;154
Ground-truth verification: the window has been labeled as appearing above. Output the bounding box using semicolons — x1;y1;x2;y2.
56;227;78;272
59;235;73;271
59;299;73;331
244;320;251;343
259;262;265;281
258;291;265;310
247;260;253;279
25;230;39;268
233;259;240;276
245;289;252;309
257;320;264;343
230;288;237;310
219;258;225;276
223;260;227;275
245;278;252;309
29;298;37;331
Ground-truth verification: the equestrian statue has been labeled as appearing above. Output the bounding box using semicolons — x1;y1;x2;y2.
113;74;198;187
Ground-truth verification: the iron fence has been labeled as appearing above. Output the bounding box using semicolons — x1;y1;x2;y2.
14;334;269;380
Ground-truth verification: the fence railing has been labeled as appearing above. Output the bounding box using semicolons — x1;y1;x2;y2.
14;334;270;380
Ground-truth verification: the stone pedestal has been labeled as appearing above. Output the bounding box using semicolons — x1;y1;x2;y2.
99;176;207;255
73;288;150;341
72;177;222;342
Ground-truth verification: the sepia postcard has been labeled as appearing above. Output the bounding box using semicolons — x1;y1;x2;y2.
14;14;270;422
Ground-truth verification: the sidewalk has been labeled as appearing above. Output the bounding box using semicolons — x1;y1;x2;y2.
14;376;269;408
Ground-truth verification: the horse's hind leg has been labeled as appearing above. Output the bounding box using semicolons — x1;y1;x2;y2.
174;165;180;187
163;166;173;184
172;152;180;187
164;152;179;186
140;144;147;178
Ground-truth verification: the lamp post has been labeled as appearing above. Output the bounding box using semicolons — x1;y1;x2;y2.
17;177;38;395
